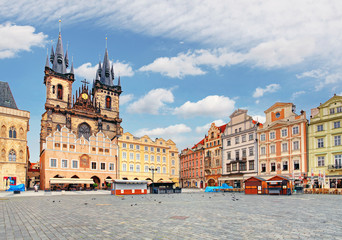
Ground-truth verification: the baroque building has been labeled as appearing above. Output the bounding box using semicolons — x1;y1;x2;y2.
257;103;307;183
39;31;122;190
220;109;258;188
179;139;205;188
118;132;179;186
0;81;30;190
308;95;342;188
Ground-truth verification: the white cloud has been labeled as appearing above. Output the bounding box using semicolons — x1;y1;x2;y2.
296;69;342;91
75;60;134;81
291;91;306;100
0;22;47;59
135;124;191;138
195;119;225;134
252;115;266;124
255;100;260;104
127;88;174;114
174;95;235;118
253;84;280;98
120;94;134;105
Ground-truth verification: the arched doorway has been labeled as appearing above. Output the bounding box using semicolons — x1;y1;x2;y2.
91;176;100;189
105;176;112;189
200;181;204;188
71;175;79;178
208;179;215;186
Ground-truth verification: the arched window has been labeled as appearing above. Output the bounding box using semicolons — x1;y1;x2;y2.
52;85;55;94
56;124;61;131
105;96;111;109
9;149;16;162
9;127;16;138
57;84;63;100
78;123;91;140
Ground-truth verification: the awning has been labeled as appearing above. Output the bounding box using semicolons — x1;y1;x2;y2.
49;178;95;184
266;180;283;183
219;177;244;181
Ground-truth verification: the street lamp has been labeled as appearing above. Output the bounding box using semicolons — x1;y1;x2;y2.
149;167;158;193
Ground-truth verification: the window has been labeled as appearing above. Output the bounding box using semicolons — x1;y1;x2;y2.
144;146;148;151
101;162;105;170
109;163;115;171
145;166;149;172
249;134;254;141
242;149;247;158
249;160;254;170
57;84;63;100
129;144;134;149
157;156;161;162
318;156;325;167
270;132;275;139
129;164;134;172
330;108;335;114
232;163;237;171
157;167;160;173
335;155;342;168
136;164;140;172
261;163;266;172
318;138;324;148
50;158;56;167
240;162;246;171
227;139;231;146
163;157;166;163
78;123;91;140
235;150;240;160
72;160;79;169
162;167;166;173
144;154;148;161
281;129;287;137
242;135;246;142
235;137;240;144
52;85;55;94
226;164;231;172
136;145;140;150
337;107;342;113
172;160;175;165
122;152;127;159
61;159;68;168
317;125;323;132
129;153;134;160
271;162;276;172
282;161;288;171
151;147;154;152
9;127;16;138
162;149;166;153
282;143;288;152
105;96;111;109
56;124;61;131
335;136;341;146
292;126;299;135
122;143;127;148
126;136;130;140
249;147;254;156
334;121;340;128
151;155;155;162
239;127;241;132
294;160;300;170
122;163;127;171
270;145;275;154
172;153;175;157
8;149;16;162
136;153;140;160
172;169;175;175
293;141;299;150
261;147;266;155
260;134;265;141
91;162;97;170
157;148;160;153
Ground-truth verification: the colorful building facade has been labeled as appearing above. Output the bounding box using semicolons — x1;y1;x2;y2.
220;109;258;188
204;123;227;186
0;81;30;190
308;95;342;188
179;139;205;188
118;132;179;186
257;103;307;183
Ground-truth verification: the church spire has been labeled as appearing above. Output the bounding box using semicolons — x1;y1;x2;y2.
70;56;74;74
99;37;114;86
51;20;68;74
45;49;49;68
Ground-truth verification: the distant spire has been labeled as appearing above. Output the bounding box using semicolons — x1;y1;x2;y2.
99;43;113;86
45;48;49;67
111;64;114;80
70;56;74;74
118;76;121;86
65;50;69;68
50;44;54;64
51;19;67;74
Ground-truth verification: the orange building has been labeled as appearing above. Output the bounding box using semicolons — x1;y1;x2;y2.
204;123;227;186
40;127;118;190
257;103;307;183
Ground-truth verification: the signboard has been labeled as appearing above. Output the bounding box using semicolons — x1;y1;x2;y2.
3;176;16;186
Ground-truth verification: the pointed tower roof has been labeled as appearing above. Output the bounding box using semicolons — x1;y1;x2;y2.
50;45;54;63
45;52;50;68
99;48;114;86
70;61;74;74
0;81;18;109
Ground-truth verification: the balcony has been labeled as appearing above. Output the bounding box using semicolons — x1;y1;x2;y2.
328;165;342;170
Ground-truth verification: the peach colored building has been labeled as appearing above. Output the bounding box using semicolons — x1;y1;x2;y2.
257;103;307;183
40;127;118;190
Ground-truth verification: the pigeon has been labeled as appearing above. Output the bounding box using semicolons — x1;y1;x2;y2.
158;201;162;204
84;203;88;205
52;200;55;203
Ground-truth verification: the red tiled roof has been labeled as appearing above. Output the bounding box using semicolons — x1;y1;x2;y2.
218;124;227;133
192;138;205;149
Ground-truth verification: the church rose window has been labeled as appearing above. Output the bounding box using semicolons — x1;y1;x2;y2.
78;123;91;140
57;84;63;100
106;96;111;109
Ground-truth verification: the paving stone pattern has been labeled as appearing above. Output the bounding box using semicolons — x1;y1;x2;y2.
0;193;341;240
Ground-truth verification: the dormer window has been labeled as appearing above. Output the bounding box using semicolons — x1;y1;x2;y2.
57;84;63;100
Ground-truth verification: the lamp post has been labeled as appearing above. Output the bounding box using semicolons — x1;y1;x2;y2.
149;167;158;193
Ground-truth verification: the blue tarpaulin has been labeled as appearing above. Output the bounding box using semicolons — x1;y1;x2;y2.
222;183;233;189
6;184;25;192
205;184;233;192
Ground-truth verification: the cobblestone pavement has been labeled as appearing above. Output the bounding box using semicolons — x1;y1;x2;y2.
0;192;341;240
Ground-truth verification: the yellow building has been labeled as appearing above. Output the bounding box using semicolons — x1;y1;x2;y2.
118;132;179;186
0;81;30;190
308;94;342;188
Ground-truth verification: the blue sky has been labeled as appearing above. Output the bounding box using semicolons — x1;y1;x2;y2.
1;1;342;162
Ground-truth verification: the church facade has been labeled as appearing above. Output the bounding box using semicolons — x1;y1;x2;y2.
39;31;122;190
